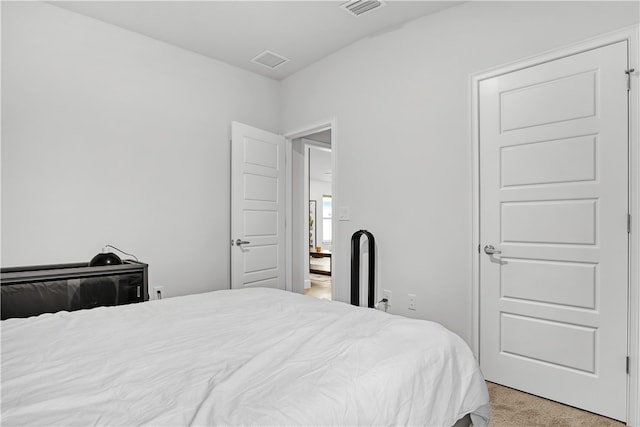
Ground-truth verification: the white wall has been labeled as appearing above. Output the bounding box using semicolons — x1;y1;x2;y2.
1;2;279;297
310;179;331;251
280;1;639;342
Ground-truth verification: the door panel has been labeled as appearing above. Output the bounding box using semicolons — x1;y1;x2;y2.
244;245;278;273
501;199;597;244
244;211;278;236
500;70;597;131
244;174;278;201
479;41;628;420
501;135;597;187
231;122;285;290
501;259;597;309
500;313;596;373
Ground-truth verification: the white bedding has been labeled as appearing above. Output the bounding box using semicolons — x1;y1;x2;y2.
1;288;490;426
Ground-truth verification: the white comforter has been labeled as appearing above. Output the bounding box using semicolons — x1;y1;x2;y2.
2;288;490;426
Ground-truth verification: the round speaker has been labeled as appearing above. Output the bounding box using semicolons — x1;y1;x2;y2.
89;252;123;267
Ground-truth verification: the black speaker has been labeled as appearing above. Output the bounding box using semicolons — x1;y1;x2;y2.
89;252;123;267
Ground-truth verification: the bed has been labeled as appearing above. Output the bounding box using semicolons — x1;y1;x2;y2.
1;287;490;426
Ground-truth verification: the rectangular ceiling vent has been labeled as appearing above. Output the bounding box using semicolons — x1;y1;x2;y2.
251;50;289;70
341;0;386;17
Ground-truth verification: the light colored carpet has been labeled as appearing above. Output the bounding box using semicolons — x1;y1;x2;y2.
487;382;625;427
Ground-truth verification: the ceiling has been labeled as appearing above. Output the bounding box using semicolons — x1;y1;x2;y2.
305;129;332;144
50;1;464;80
310;146;332;183
306;130;332;182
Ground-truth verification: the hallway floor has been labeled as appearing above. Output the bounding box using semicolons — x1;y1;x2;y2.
304;273;331;300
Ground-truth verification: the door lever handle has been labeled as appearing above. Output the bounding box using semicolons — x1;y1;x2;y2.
484;245;501;255
235;239;251;246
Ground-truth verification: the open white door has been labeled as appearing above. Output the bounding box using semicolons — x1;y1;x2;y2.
231;122;286;290
479;41;629;420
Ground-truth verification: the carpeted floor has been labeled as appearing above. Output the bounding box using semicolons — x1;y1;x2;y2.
487;382;625;427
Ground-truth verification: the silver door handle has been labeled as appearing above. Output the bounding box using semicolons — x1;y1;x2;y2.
235;239;251;246
484;245;502;255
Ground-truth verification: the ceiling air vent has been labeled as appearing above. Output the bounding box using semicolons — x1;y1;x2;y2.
251;50;289;70
341;0;386;17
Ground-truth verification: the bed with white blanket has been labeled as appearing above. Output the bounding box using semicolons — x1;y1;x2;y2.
1;288;490;426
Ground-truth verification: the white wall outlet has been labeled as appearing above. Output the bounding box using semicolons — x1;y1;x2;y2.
383;289;392;307
153;286;164;300
408;293;416;311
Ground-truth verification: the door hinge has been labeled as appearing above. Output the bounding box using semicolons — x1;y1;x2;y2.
625;68;635;91
628;213;632;234
627;356;630;374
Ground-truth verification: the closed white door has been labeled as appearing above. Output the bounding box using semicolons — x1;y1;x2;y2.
231;122;286;290
479;42;629;420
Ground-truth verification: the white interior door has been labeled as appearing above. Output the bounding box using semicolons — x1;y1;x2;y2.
231;122;285;290
479;42;629;420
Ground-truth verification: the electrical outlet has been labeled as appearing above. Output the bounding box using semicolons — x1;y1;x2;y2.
153;286;164;300
408;293;416;311
383;289;392;307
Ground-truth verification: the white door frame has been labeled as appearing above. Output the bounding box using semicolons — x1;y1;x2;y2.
284;118;337;300
470;26;639;425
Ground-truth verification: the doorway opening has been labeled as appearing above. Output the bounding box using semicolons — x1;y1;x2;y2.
288;125;334;300
306;138;332;300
